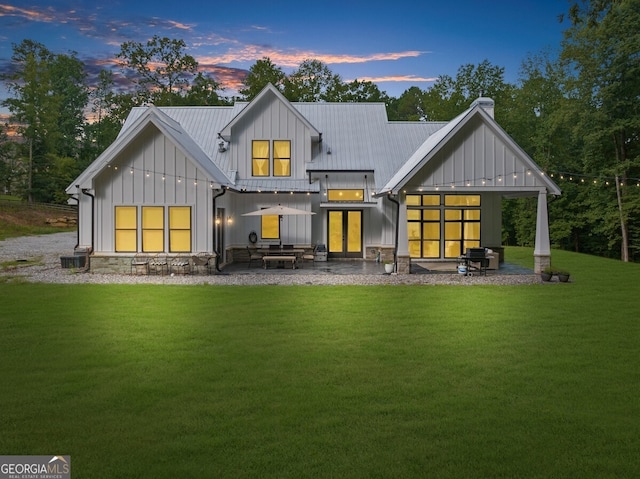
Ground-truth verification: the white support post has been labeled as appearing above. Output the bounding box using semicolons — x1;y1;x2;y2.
396;194;410;274
533;189;551;273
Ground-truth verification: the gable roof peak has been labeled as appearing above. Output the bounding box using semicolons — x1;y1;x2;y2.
218;83;321;141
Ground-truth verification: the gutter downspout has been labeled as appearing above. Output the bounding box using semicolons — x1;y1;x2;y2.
212;187;226;273
81;188;95;253
71;187;80;250
386;193;400;273
81;188;95;273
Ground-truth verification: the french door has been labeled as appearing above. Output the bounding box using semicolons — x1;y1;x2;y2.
328;210;362;258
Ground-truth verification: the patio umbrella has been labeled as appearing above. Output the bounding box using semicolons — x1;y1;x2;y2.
242;204;315;246
242;205;316;216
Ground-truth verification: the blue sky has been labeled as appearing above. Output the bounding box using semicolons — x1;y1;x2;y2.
0;0;569;115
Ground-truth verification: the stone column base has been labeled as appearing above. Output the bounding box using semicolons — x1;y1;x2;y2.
397;255;411;274
534;254;551;274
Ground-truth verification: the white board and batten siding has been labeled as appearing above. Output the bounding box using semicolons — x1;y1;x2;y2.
228;98;313;182
91;127;215;253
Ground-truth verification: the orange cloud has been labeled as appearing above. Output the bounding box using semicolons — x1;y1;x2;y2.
352;74;439;83
199;47;426;68
0;4;55;22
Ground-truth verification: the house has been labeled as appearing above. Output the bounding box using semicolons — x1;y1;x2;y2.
67;84;560;274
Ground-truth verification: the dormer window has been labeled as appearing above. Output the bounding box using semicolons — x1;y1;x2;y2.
273;140;291;177
252;140;291;177
252;140;270;176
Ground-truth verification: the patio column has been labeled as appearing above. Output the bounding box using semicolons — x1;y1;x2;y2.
396;195;410;274
533;188;551;273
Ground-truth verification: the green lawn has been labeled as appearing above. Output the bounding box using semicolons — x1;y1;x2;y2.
0;248;638;478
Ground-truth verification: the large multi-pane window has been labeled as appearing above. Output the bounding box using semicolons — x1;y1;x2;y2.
252;140;270;176
273;140;291;177
115;206;137;252
407;194;481;259
142;206;164;252
252;140;291;177
115;206;192;253
169;206;191;252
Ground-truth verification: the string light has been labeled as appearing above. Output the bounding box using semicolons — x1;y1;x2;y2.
106;162;640;194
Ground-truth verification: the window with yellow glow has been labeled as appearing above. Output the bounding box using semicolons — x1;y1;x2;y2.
406;194;440;206
273;140;291;177
444;195;480;206
169;206;191;252
327;189;364;202
261;214;280;239
142;206;164;252
252;140;269;176
407;208;440;258
115;206;137;252
407;193;480;259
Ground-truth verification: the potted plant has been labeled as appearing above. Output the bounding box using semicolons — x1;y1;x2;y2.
556;270;570;282
384;261;395;274
541;267;553;282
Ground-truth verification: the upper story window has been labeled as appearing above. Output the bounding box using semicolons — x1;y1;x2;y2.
327;189;364;202
273;140;291;177
252;140;270;176
252;140;291;177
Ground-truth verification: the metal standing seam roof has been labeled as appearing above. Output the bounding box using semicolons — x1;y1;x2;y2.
116;102;448;193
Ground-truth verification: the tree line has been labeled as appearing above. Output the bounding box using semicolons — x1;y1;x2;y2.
1;0;638;262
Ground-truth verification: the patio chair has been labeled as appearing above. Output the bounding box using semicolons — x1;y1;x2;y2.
300;245;316;268
247;246;262;268
170;255;191;275
149;253;168;275
191;253;211;274
130;253;149;275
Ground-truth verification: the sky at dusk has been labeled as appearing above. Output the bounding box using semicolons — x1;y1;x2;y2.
0;0;570;116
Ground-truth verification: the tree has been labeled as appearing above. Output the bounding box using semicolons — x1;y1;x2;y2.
387;86;426;121
561;0;640;261
336;79;390;103
0;124;21;195
117;35;198;106
283;59;343;102
1;40;87;202
239;57;286;101
182;72;230;106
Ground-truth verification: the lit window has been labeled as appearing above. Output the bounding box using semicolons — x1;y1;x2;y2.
261;214;280;239
327;189;364;202
169;206;191;252
252;140;269;176
142;206;164;252
407;193;480;259
115;206;137;252
444;195;480;206
273;140;291;177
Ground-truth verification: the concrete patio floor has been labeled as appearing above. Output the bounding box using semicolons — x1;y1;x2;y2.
218;259;533;276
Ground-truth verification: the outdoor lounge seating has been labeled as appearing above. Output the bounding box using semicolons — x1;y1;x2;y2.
262;255;297;269
191;253;212;274
131;253;149;275
149;253;168;275
300;245;316;267
247;246;263;268
170;256;191;274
